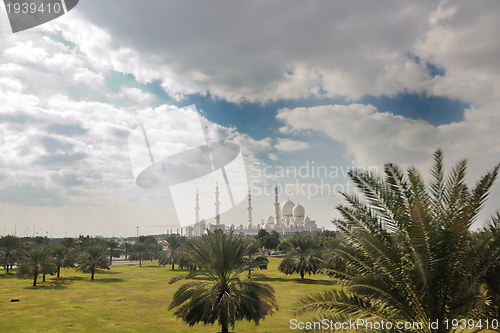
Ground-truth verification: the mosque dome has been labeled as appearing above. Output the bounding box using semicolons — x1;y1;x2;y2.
281;198;295;216
266;215;275;224
293;202;305;217
304;216;311;222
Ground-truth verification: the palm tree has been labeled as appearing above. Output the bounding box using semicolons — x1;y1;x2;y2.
244;238;268;278
158;235;185;270
169;230;278;333
107;240;121;265
51;245;75;278
121;242;131;260
16;247;56;286
76;245;109;280
295;149;500;332
0;235;21;273
129;242;148;267
278;232;322;279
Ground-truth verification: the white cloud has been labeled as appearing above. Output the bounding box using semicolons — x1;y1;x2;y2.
268;153;280;161
274;138;309;152
73;68;105;88
108;87;154;105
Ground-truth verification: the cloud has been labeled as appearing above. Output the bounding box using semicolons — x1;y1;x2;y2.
276;103;500;182
268;153;280;161
73;67;105;88
51;172;84;187
0;182;65;206
36;153;87;166
274;138;309;151
108;87;154;106
39;137;74;154
46;124;88;136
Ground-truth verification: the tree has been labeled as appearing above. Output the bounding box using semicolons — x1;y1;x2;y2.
51;244;75;278
16;247;56;286
0;235;21;273
244;238;268;278
169;230;278;333
76;245;109;280
158;235;185;270
257;230;280;250
129;242;148;267
295;149;500;332
107;240;121;265
121;242;131;260
277;232;322;279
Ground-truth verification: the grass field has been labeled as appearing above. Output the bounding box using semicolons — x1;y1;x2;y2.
0;257;340;333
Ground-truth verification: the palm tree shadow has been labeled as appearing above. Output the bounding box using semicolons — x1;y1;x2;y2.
98;269;121;274
252;274;337;285
89;278;124;283
23;281;69;290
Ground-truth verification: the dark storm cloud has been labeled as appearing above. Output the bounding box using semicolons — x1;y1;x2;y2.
78;1;437;96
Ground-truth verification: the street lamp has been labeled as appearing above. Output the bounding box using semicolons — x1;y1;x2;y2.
136;226;139;238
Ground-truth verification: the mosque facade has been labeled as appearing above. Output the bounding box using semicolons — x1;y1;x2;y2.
181;183;322;237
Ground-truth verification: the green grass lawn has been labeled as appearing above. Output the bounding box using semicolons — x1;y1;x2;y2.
0;258;340;333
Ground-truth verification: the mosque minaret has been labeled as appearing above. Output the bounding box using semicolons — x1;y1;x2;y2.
185;183;321;236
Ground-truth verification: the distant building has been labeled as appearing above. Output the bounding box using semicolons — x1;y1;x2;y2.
177;183;322;237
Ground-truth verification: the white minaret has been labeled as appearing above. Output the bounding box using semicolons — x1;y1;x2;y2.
195;189;200;224
247;191;253;228
274;182;280;225
215;181;220;225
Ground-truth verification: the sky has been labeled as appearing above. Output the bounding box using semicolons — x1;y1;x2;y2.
1;1;500;238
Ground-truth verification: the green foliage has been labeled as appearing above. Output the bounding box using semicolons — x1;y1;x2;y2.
244;238;269;278
51;244;75;278
158;235;185;270
169;230;278;333
17;247;56;286
107;240;121;265
0;235;22;274
76;245;109;280
277;233;322;279
295;149;500;332
120;242;131;260
257;230;280;250
129;242;148;267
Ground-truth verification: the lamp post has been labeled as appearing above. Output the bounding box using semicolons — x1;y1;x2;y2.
136;226;139;239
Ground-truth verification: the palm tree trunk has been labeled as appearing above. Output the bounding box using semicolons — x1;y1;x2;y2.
6;257;10;274
125;249;128;260
300;270;304;279
139;254;142;267
91;268;95;280
43;273;46;282
172;263;175;271
33;273;37;286
110;253;112;265
57;266;60;278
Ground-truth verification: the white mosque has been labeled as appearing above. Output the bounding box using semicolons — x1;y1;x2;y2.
181;183;322;237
